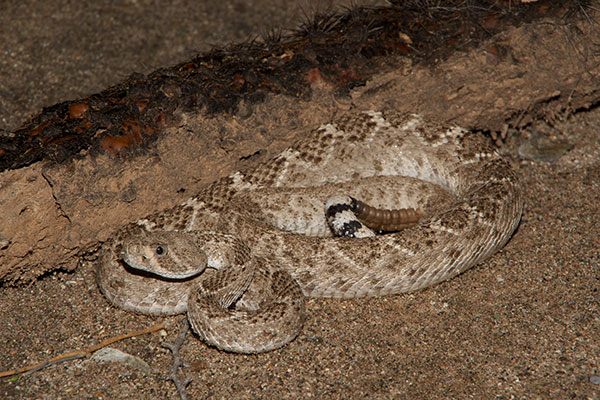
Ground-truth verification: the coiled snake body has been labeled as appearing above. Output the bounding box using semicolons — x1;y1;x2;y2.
97;111;523;353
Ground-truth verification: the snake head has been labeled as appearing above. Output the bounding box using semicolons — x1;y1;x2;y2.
120;230;208;279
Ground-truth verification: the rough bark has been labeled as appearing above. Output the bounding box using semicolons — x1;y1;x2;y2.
1;15;599;283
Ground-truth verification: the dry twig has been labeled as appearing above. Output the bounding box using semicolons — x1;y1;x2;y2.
0;322;165;378
162;319;192;400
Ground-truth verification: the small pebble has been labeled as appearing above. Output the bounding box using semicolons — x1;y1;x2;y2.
518;132;572;162
0;237;10;249
90;347;153;375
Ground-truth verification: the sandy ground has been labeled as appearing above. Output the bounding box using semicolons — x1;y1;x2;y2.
0;1;599;399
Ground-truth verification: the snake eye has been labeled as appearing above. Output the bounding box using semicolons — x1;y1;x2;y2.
155;246;164;255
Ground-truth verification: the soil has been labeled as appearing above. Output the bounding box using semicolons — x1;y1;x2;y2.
0;1;599;399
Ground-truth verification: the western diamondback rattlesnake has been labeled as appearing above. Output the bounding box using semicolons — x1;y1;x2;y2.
96;110;523;353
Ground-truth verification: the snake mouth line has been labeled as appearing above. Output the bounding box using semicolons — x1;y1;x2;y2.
119;259;203;283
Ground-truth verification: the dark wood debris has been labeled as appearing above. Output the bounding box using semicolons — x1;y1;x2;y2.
0;0;587;172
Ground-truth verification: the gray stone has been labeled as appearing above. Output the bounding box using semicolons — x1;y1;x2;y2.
90;347;153;375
